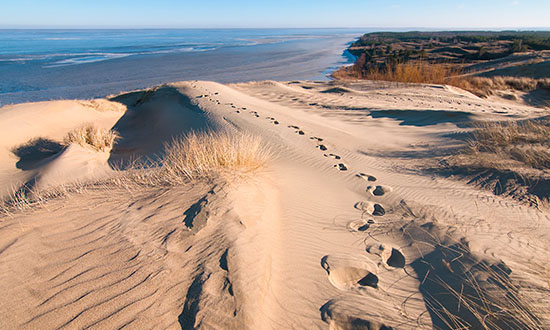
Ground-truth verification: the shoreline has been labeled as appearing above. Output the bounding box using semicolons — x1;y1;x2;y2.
0;29;360;106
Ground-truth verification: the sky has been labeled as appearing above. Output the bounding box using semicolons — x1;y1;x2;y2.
0;0;549;29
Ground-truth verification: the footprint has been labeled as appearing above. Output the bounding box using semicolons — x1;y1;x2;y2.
273;121;279;125
310;136;324;142
317;145;328;151
321;255;379;290
287;125;304;135
320;300;394;330
366;185;392;197
235;110;240;113
334;163;348;171
354;201;385;216
347;219;375;232
366;244;406;269
357;173;377;182
324;153;341;160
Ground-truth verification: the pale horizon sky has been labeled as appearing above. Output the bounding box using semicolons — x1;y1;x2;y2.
1;0;549;29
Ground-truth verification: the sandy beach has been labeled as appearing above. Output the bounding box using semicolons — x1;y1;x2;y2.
0;79;549;329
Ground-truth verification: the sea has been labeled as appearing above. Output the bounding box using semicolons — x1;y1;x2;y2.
0;29;365;105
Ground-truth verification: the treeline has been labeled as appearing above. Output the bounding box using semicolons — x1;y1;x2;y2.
352;31;550;51
347;31;550;77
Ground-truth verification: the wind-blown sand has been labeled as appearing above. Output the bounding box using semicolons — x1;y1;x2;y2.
0;80;549;329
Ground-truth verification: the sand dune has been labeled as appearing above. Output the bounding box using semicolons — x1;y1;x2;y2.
0;80;549;329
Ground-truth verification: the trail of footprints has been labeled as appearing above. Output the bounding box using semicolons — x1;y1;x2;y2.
198;85;412;326
196;86;350;172
216;93;349;171
321;166;409;327
197;88;399;262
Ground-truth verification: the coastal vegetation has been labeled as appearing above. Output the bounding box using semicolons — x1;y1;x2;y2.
160;131;271;183
440;118;550;206
2;130;270;215
64;125;120;152
334;31;550;98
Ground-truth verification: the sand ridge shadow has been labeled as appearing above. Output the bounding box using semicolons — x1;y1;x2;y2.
108;86;216;166
368;109;474;127
11;138;64;171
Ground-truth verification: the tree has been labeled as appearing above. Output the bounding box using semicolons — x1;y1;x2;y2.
478;46;487;58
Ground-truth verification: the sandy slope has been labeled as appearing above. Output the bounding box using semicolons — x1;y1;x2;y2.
0;80;549;329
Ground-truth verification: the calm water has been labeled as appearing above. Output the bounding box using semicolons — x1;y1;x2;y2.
0;29;363;105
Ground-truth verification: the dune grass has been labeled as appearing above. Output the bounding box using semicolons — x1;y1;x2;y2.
466;119;550;170
160;131;271;183
455;76;550;98
64;125;119;152
440;118;550;206
1;130;270;216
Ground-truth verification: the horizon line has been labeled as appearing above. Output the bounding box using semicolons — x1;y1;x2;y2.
1;26;550;31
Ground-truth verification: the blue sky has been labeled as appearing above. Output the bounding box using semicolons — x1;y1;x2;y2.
1;0;549;29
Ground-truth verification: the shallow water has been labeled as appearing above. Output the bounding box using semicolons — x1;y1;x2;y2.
0;29;363;105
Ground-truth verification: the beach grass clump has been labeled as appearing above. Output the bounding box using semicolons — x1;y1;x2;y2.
439;118;550;205
64;125;119;152
160;131;271;183
466;119;550;170
455;76;550;97
2;130;270;216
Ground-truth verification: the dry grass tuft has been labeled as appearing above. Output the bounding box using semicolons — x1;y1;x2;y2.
440;118;550;206
466;120;550;170
1;130;270;216
1;181;91;217
64;125;119;152
455;76;550;98
160;131;271;183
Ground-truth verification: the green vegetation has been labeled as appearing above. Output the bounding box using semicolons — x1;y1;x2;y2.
334;31;550;98
349;32;550;66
